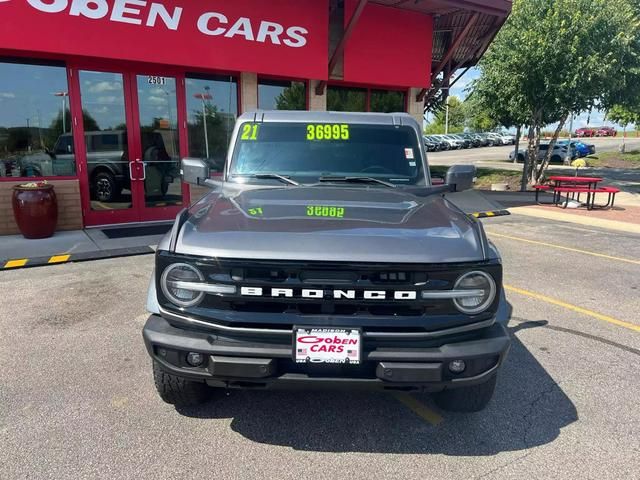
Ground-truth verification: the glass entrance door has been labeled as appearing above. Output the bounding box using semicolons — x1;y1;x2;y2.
73;68;186;226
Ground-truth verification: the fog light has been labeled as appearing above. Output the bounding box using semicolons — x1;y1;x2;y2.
448;359;466;374
186;352;204;367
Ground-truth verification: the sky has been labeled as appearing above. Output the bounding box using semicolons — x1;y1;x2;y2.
428;67;617;132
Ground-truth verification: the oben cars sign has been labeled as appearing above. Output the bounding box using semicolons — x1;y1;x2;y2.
0;0;328;79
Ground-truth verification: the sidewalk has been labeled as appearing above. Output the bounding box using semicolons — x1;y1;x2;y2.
0;224;169;269
483;190;640;234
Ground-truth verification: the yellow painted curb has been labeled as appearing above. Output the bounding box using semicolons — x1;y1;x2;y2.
48;254;71;264
4;259;28;268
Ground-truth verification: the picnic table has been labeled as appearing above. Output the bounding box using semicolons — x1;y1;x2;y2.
534;176;619;210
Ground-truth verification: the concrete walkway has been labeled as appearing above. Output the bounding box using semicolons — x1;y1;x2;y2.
0;225;169;267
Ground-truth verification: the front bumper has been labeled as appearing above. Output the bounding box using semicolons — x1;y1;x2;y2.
143;314;511;391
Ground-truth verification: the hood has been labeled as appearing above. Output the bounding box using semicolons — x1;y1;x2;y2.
175;186;485;263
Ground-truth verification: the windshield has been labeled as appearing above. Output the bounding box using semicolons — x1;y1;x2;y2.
229;122;425;186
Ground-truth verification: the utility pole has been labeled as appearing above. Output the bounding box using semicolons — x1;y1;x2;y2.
54;92;69;134
445;97;450;134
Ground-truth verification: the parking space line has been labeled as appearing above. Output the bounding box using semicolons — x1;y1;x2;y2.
505;284;640;333
486;231;640;266
392;393;443;425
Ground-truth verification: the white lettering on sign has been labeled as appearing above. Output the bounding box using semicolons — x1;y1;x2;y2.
23;1;310;48
27;0;67;13
224;17;254;41
69;0;107;19
146;3;182;30
110;0;146;25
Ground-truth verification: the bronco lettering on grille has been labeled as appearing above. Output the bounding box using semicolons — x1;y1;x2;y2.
240;287;417;300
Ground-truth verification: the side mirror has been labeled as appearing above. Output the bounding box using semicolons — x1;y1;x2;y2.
181;158;210;186
445;164;476;192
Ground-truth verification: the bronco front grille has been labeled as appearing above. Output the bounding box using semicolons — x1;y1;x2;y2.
156;253;502;325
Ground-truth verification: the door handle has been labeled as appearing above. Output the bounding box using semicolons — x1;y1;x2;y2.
128;162;136;181
139;160;147;181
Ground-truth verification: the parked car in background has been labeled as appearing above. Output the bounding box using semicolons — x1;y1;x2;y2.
432;134;461;149
449;134;471;149
423;136;439;152
596;126;617;137
509;143;575;163
557;140;595;158
461;133;482;148
575;127;596;138
486;133;511;146
426;135;449;151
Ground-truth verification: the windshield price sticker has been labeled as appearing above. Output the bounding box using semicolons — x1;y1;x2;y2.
306;206;345;218
240;123;259;141
306;124;349;141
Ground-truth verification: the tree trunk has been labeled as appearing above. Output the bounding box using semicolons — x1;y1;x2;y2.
513;125;521;164
535;113;569;184
522;123;536;189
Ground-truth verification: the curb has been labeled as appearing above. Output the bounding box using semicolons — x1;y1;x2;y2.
509;206;640;234
1;246;155;271
470;210;511;219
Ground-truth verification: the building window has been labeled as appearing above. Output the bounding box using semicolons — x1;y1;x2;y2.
370;89;406;113
258;79;306;110
0;60;75;179
185;74;238;172
327;86;367;112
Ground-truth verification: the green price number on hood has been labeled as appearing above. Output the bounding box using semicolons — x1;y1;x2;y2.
306;206;345;218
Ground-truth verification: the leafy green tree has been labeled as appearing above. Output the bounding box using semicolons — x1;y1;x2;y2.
327;89;367;112
275;83;306;110
471;0;639;185
462;94;499;132
424;96;465;134
608;104;640;151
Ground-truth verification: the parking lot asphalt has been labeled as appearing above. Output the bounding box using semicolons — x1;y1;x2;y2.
428;137;640;167
1;214;639;479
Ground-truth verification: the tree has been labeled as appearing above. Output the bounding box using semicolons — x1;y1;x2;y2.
608;104;640;151
471;0;639;185
462;94;499;132
424;96;465;134
275;83;306;110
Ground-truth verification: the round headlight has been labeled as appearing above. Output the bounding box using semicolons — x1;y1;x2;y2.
161;263;205;308
452;271;496;314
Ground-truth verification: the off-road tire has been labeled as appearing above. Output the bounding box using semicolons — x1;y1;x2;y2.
152;361;212;407
93;171;117;202
433;374;497;413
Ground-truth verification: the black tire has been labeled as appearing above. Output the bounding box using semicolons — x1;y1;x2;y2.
517;153;525;163
152;360;213;407
93;171;117;202
433;375;497;413
550;154;562;163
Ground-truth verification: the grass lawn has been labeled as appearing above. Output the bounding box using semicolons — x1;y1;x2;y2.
430;166;522;190
583;150;640;169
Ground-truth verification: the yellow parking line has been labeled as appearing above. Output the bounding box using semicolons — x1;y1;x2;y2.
505;284;640;333
486;231;640;266
4;259;28;268
48;254;70;264
393;393;443;425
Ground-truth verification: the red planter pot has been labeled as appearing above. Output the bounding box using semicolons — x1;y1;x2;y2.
12;184;58;239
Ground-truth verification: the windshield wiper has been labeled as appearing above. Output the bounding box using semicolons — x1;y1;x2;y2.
317;176;396;188
231;173;299;186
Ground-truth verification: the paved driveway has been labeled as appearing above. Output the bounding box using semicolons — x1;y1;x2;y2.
1;214;639;479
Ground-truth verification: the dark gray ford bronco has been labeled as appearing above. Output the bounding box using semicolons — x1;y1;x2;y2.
143;111;510;412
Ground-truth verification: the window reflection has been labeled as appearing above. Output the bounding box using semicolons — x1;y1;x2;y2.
78;70;131;210
186;75;238;172
258;79;306;111
327;86;367;112
0;60;76;178
370;89;406;113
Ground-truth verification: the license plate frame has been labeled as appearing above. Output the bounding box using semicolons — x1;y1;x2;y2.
293;327;362;365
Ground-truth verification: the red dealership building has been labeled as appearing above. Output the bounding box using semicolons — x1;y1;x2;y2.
0;0;511;233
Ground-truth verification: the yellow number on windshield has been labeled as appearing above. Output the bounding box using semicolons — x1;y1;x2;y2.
306;124;350;141
241;123;258;140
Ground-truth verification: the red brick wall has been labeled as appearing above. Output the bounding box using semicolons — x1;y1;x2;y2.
0;180;83;235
